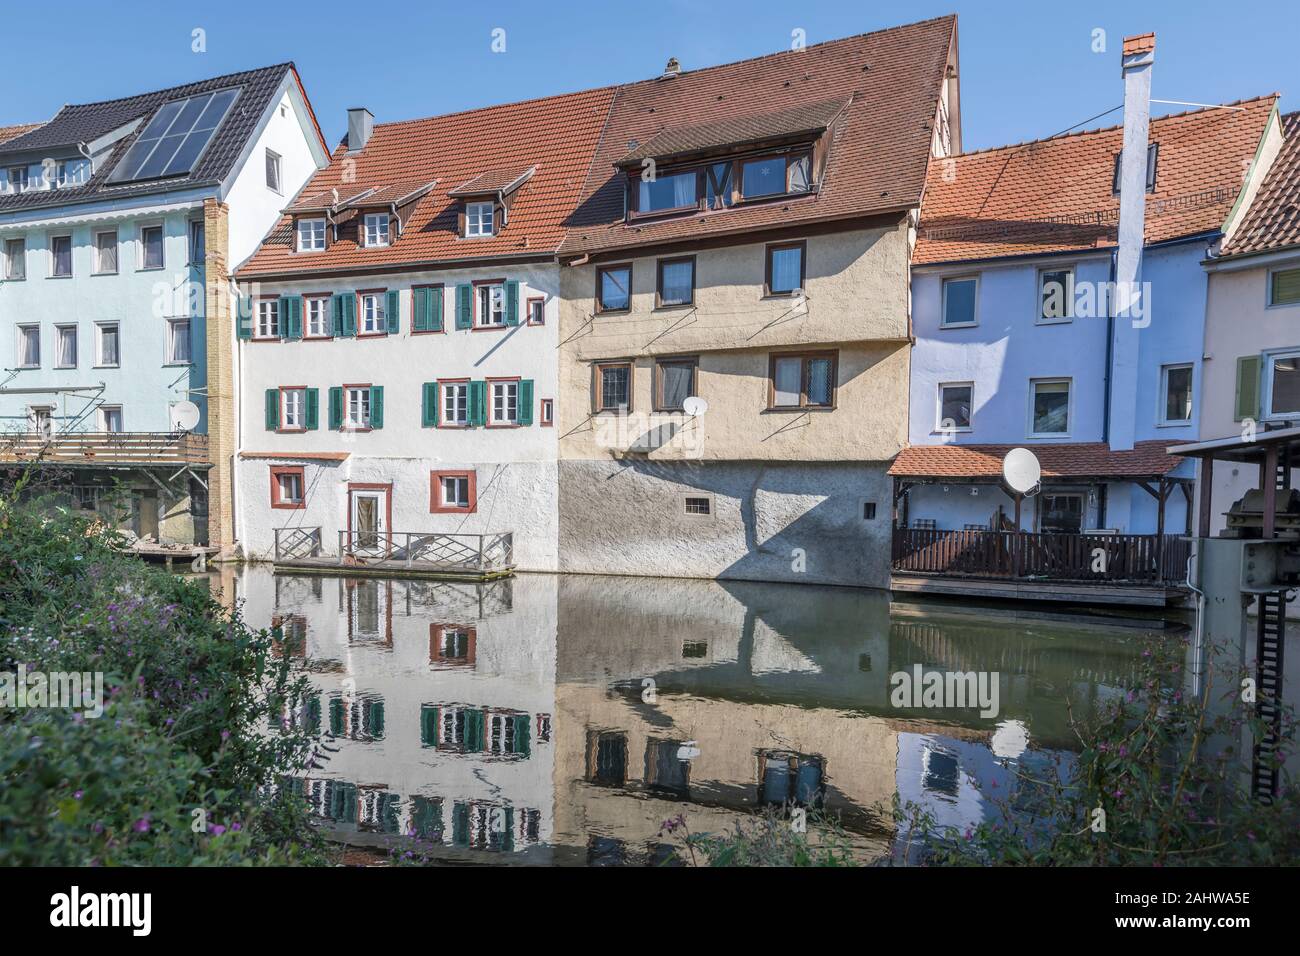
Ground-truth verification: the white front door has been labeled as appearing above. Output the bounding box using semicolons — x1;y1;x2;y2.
349;489;388;555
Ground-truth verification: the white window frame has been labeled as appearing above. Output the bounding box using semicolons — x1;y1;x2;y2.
29;404;54;437
166;317;192;365
16;324;40;368
1036;266;1075;324
465;201;494;238
490;380;519;425
296;218;326;253
362;213;390;248
440;475;470;509
49;234;73;278
93;229;118;275
442;382;469;426
345;387;371;429
1266;265;1300;309
359;293;386;334
255;299;280;339
95;322;120;368
1157;363;1194;426
265;148;282;194
1262;349;1300;419
940;275;979;329
3;236;25;280
98;405;123;433
187;219;205;265
138;222;164;271
280;387;306;430
936;381;974;433
684;493;715;517
476;283;505;327
1029;377;1073;438
54;324;78;369
540;398;554;425
305;295;331;338
276;470;303;505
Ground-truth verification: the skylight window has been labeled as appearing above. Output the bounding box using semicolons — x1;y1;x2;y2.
109;88;240;183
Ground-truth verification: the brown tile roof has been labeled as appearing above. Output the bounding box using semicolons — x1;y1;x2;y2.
238;85;617;278
560;15;956;257
0;122;43;146
889;441;1183;480
448;166;535;197
1122;33;1156;57
914;95;1277;265
1220;111;1300;258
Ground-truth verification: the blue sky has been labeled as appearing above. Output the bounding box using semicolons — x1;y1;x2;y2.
2;0;1295;152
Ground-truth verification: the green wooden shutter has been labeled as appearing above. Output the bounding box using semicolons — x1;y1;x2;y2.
465;709;485;752
328;387;343;430
1235;355;1261;422
386;290;400;334
237;296;253;339
468;380;487;426
331;294;344;336
305;388;319;430
341;292;357;337
305;695;321;735
505;280;520;326
328;697;344;736
516;379;534;425
280;295;302;340
421;382;439;427
264;389;278;430
512;714;531;758
456;284;473;329
369;386;384;429
420;705;439;747
368;699;385;738
452;802;469;846
430;285;444;331
412;287;429;332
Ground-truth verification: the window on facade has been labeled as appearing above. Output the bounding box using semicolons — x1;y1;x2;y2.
30;405;53;438
1270;267;1300;307
17;325;39;367
345;387;371;429
638;170;697;213
766;242;804;296
490;380;519;424
431;624;475;665
705;162;734;209
297;218;325;252
645;739;691;795
166;318;191;364
1267;352;1300;417
442;382;469;425
938;383;972;431
465;201;494;237
941;276;978;327
50;235;72;277
140;225;164;270
281;388;306;430
597;362;631;411
96;322;120;366
188;219;205;264
684;496;711;516
265;149;282;193
360;292;386;334
363;213;390;248
655;357;697;411
1039;493;1084;534
53;325;77;368
1038;268;1074;321
597;265;631;312
441;475;470;509
94;230;118;274
256;299;279;339
7;165;28;193
98;405;123;433
540;398;554;425
588;731;628;787
770;351;835;408
759;752;824;808
657;257;694;307
271;467;305;508
1161;364;1193;424
3;237;25;279
305;296;330;337
742;153;812;199
476;283;505;326
1031;379;1071;435
527;297;545;325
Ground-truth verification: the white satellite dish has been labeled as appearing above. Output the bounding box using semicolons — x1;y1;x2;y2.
1002;447;1042;496
682;396;708;417
171;401;201;432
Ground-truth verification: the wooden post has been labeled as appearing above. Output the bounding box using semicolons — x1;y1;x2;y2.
1198;457;1214;538
1263;445;1278;538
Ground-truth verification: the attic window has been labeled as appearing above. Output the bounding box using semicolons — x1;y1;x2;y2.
296;218;326;252
6;166;28;194
466;201;495;237
363;213;390;248
1112;143;1159;195
628;148;814;219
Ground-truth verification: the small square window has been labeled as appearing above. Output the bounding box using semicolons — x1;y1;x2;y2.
490;380;519;425
597;265;631;312
655;357;697;411
465;201;494;237
99;405;123;433
657;257;694;307
359;292;387;334
766;242;804;296
166;318;192;364
188;220;205;264
476;283;505;327
256;299;280;339
16;325;40;367
363;213;390;248
684;496;712;516
1031;379;1071;435
770;352;835;408
863;501;877;520
271;466;305;509
1269;267;1300;307
345;387;372;429
7;165;29;193
1160;364;1193;424
1038;268;1074;322
441;381;469;426
540;398;554;425
938;382;973;431
941;276;978;327
431;470;477;513
527;297;545;325
297;218;326;252
596;362;631;411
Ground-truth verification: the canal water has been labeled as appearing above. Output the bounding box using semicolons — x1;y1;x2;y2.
209;565;1169;865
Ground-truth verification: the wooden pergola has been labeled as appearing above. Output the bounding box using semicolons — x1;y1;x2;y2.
1169;425;1300;538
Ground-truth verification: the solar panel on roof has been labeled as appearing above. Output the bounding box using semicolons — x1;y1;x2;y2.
108;88;240;183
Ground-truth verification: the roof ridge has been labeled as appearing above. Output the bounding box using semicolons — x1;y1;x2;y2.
58;62;294;111
947;93;1279;161
369;81;624;133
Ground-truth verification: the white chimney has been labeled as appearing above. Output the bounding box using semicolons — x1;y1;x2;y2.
347;107;374;152
660;57;681;80
1109;32;1155;452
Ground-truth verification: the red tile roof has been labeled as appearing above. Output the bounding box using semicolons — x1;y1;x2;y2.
238;85;618;278
559;15;956;257
889;441;1183;480
1220;111;1300;258
914;95;1277;265
1122;33;1156;57
448;166;535;197
0;122;43;146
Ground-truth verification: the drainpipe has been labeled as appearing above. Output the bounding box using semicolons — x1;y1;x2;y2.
1103;248;1116;444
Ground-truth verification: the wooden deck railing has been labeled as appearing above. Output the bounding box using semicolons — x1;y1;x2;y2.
0;431;210;465
891;528;1191;585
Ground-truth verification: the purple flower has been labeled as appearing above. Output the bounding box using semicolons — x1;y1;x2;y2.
133;816;151;833
209;824;227;836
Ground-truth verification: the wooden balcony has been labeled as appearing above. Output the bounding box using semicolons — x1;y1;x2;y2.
890;528;1192;607
0;431;210;467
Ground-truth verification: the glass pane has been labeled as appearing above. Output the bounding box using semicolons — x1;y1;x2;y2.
787;155;812;192
773;357;801;406
742;156;786;198
941;385;972;428
638;171;696;211
769;246;802;294
601;367;629;408
1040;495;1084;534
705;162;733;208
135;133;188;179
660;363;693;408
1033;381;1070;433
600;268;630;310
807;358;832;405
1271;357;1300;415
1164;367;1192;422
1273;268;1300;305
943;278;977;326
659;259;693;305
1040;270;1072;319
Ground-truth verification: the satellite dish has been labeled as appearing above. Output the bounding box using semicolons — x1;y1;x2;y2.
682;396;708;417
1002;447;1042;496
171;401;201;432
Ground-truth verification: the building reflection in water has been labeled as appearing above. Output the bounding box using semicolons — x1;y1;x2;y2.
210;566;1154;865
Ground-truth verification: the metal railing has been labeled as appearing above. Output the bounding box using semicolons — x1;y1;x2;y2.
273;527;323;560
334;530;513;571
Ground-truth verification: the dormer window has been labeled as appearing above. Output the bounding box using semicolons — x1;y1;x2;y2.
639;170;698;214
296;218;326;252
466;201;495;238
628;148;814;219
7;166;28;194
363;213;390;248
